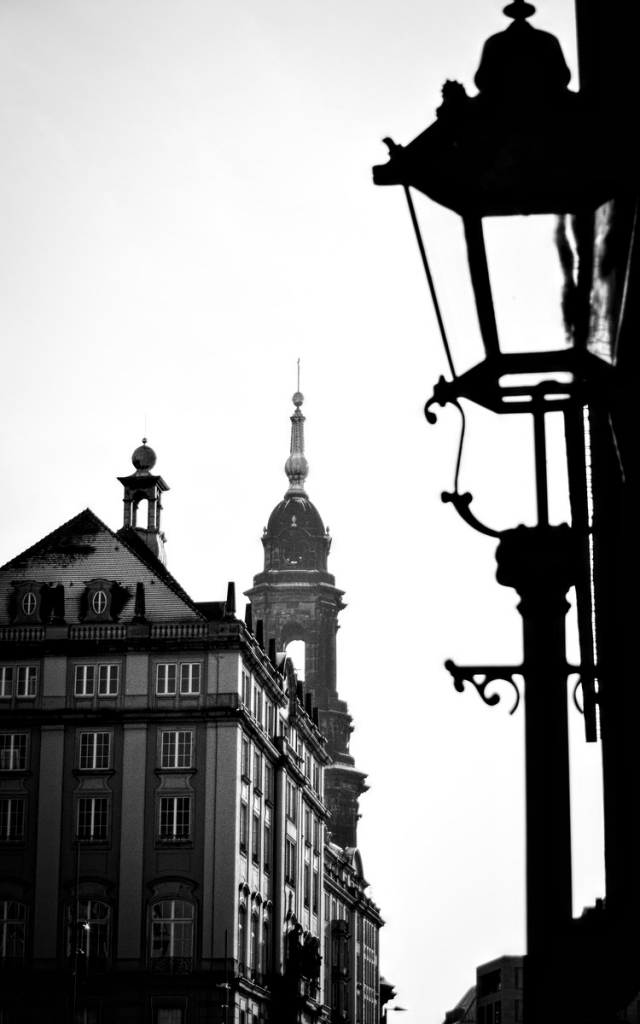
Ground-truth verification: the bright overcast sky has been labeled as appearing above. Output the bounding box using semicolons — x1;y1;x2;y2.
0;1;602;1020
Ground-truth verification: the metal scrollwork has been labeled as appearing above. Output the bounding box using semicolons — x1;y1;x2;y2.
445;660;522;715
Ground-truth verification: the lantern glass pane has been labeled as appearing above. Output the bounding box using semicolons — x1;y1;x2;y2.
484;215;576;354
415;194;486;376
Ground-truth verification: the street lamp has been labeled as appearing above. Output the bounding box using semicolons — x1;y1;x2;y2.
382;1006;408;1022
373;2;632;1023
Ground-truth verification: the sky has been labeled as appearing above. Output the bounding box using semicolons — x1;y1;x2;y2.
0;1;603;1020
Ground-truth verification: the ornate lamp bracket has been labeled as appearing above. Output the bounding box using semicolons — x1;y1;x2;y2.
445;659;522;714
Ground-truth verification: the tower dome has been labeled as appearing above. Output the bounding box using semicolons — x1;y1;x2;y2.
131;438;157;473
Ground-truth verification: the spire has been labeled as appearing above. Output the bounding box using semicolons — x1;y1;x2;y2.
284;363;309;496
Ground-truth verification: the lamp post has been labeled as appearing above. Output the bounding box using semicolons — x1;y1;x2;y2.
373;2;637;1022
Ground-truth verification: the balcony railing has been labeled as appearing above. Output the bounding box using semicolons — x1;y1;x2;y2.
150;957;194;975
70;625;127;641
151;624;208;640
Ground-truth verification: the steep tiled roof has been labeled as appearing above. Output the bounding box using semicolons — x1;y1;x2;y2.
0;508;205;625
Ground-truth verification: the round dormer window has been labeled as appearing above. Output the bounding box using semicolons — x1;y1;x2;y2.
92;590;108;615
22;592;37;616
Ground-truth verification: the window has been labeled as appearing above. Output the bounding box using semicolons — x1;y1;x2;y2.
253;750;262;791
313;816;320;852
265;700;273;737
157;664;177;695
158;797;191;840
286;780;297;823
515;1000;522;1022
0;798;25;840
74;665;119;697
17;666;37;698
313;760;320;793
77;797;108;840
22;592;37;616
0;667;13;699
262;920;270;976
313;855;319;913
264;763;274;804
242;670;251;707
98;665;119;696
304;808;311;843
0;900;26;959
494;1002;502;1024
238;905;246;968
304;847;311;907
240;791;248;853
92;590;108;615
264;809;272;873
68;899;110;962
241;739;250;779
0;734;27;771
151;900;194;960
252;811;260;863
252;685;262;724
515;966;523;989
180;663;200;695
79;733;110;770
161;731;193;769
157;663;201;696
285;837;296;886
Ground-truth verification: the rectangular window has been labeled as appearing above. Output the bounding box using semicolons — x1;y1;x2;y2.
77;797;108;840
157;1011;184;1024
79;732;110;770
240;798;248;853
304;808;311;843
180;663;201;695
158;796;191;839
252;812;260;863
515;1000;522;1022
241;739;250;779
98;664;119;696
304;847;311;907
156;664;177;695
264;808;271;872
16;666;37;698
253;750;262;791
313;816;320;852
313;855;319;913
252;685;262;723
494;1002;501;1024
264;762;273;804
0;734;27;771
0;667;14;699
242;669;251;707
75;665;95;696
265;700;273;737
161;731;193;769
515;966;523;989
285;837;296;886
313;761;320;793
286;781;297;823
0;797;25;839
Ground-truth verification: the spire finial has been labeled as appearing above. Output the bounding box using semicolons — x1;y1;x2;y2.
285;379;309;496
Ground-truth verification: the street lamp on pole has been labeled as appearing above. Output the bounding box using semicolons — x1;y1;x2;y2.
373;2;633;1022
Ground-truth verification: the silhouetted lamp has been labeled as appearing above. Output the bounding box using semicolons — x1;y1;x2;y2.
374;0;625;462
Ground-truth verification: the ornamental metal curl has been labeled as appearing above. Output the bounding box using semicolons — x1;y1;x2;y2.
425;384;501;539
445;659;521;715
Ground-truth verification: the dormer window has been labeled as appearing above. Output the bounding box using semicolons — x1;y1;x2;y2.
21;593;37;617
10;582;47;625
80;580;128;623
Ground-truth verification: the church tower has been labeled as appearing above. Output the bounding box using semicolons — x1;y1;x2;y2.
246;388;368;849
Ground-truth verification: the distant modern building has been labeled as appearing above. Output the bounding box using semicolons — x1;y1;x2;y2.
247;391;383;1023
0;412;385;1024
443;957;523;1024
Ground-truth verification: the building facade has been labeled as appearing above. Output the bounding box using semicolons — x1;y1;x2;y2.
0;428;384;1024
0;442;332;1024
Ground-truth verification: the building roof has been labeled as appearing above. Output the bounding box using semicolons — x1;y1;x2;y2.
0;507;205;624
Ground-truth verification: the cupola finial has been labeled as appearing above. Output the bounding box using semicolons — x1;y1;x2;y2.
285;363;309;496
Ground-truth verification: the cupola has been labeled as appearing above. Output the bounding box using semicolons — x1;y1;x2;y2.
117;439;169;564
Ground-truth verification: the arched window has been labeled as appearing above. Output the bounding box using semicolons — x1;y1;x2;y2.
238;904;246;974
262;919;270;977
286;640;306;681
250;912;259;977
67;899;110;969
92;591;108;616
150;899;194;971
0;900;26;960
